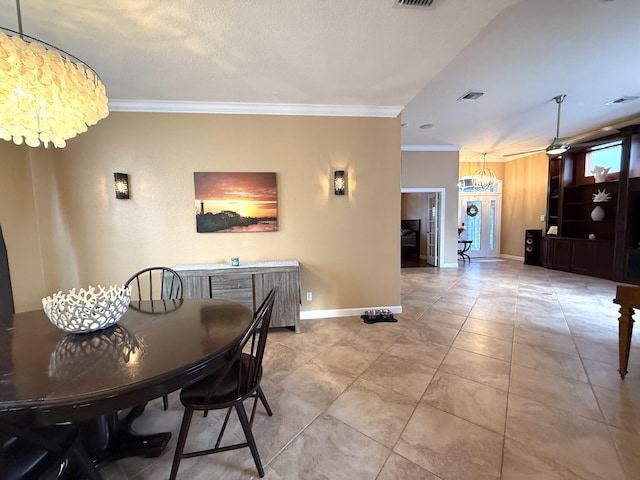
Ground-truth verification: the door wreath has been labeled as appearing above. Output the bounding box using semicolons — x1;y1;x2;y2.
467;204;479;217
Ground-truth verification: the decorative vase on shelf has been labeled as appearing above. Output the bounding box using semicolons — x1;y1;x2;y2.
592;165;611;183
591;205;605;221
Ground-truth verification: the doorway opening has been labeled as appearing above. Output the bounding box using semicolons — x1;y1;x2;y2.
458;178;502;259
401;188;444;268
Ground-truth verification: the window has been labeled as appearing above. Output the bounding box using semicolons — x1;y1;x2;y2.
584;141;622;177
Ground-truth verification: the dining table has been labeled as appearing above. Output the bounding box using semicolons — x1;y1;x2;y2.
0;297;253;468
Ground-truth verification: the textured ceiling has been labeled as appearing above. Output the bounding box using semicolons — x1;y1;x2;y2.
1;0;639;160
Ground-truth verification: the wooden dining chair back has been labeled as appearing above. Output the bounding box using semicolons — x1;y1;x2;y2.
124;266;184;410
0;422;103;480
169;287;278;480
124;266;183;302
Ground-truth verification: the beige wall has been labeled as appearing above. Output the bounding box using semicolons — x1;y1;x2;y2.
401;150;459;266
501;152;548;257
0;142;48;312
3;112;401;314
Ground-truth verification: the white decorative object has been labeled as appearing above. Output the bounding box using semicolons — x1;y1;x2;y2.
592;189;611;203
591;165;611;183
591;205;605;221
42;285;132;334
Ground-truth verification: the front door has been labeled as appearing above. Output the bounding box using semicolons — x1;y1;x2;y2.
459;193;501;258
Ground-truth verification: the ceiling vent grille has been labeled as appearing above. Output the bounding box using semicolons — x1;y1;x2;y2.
605;96;639;105
396;0;436;7
457;91;485;102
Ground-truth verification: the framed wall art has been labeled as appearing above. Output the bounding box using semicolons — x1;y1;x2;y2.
194;172;278;233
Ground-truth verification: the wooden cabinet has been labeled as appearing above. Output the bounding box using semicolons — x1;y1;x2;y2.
173;261;301;332
541;124;640;282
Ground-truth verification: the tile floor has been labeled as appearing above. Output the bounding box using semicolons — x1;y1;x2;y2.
102;259;640;479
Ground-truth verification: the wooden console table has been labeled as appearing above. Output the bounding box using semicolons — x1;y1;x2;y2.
612;285;639;378
173;260;301;332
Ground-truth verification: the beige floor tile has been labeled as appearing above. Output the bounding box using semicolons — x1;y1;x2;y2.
512;342;588;382
429;299;473;317
395;402;503;480
385;334;449;369
421;371;508;434
268;413;389;480
326;378;416;448
278;362;356;410
440;347;511;391
401;321;460;347
468;305;516;324
582;358;640;396
422;309;467;328
360;353;436;400
609;425;640;480
451;330;513;361
461;317;514;341
311;342;380;376
262;341;315;382
510;364;602;421
502;438;602;480
573;337;620;365
376;452;442;480
505;394;625;480
592;385;640;434
513;326;578;356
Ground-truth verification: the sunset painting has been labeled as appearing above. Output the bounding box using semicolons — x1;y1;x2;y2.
194;172;278;233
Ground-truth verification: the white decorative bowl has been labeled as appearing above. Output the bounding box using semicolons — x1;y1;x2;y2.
42;284;132;334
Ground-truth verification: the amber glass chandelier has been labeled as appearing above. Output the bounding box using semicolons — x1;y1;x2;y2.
0;0;108;148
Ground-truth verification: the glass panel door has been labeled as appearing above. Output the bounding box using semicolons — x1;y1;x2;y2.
459;194;501;258
426;193;439;266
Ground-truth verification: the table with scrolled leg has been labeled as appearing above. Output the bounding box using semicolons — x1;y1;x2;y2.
458;239;473;263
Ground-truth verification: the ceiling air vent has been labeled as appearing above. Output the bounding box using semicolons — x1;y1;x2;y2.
605;96;639;105
457;91;485;102
396;0;435;7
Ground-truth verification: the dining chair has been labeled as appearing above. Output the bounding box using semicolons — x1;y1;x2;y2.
169;287;278;480
124;266;184;410
0;421;103;480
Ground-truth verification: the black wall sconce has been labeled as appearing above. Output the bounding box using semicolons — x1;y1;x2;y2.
334;170;346;195
114;173;129;199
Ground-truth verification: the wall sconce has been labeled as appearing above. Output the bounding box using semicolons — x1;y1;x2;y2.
114;173;129;199
334;170;346;195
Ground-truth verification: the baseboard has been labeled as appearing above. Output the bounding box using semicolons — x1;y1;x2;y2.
501;254;524;261
300;305;402;320
441;262;459;268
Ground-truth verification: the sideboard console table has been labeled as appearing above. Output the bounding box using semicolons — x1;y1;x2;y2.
173;261;301;332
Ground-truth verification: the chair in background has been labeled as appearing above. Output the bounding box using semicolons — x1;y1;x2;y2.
124;266;184;410
169;287;278;480
0;422;103;480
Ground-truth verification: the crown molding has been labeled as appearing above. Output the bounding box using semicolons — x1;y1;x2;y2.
108;100;402;118
401;144;461;152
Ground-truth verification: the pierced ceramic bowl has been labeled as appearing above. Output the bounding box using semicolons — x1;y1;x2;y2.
42;284;132;334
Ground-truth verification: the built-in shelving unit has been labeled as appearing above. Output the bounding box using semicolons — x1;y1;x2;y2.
541;124;640;282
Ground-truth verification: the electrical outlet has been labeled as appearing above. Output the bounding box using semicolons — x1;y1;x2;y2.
540;214;545;222
306;291;312;301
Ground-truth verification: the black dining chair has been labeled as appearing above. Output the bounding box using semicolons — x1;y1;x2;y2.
124;266;184;410
0;421;103;480
169;287;278;480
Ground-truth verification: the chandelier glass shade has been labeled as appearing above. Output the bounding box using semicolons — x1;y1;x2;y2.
0;28;108;148
471;154;497;191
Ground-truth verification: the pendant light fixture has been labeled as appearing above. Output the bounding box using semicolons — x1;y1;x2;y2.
471;153;497;191
0;0;108;148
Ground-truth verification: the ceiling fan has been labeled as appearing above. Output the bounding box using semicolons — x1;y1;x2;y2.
504;94;602;157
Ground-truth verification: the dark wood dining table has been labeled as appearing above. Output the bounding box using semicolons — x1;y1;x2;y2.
0;298;252;467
